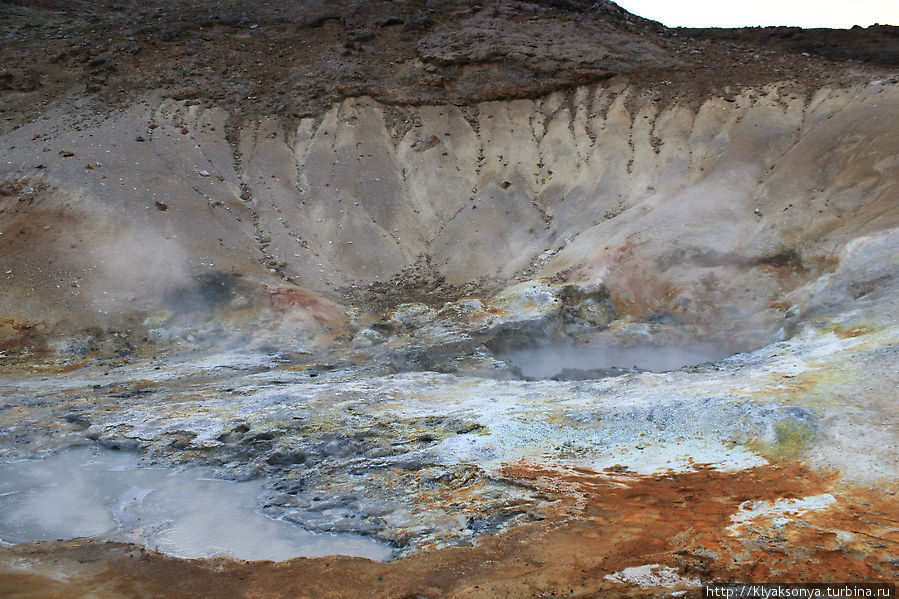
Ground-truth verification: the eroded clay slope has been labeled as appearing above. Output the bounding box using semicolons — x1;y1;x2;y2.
1;78;898;351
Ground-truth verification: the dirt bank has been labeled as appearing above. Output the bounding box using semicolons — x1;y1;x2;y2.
1;0;896;134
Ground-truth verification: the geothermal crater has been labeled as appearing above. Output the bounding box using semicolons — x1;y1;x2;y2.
0;1;898;597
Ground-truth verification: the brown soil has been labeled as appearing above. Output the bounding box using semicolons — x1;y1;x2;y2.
2;462;896;598
684;25;899;66
1;0;897;136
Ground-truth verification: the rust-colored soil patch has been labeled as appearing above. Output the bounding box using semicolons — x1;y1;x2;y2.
1;462;896;598
270;287;345;327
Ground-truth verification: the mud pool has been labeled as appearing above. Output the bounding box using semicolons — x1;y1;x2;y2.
494;342;740;378
0;448;392;561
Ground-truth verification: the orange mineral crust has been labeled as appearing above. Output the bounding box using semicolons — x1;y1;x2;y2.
2;461;895;598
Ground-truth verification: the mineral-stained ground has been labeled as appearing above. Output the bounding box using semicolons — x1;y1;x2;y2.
0;1;897;597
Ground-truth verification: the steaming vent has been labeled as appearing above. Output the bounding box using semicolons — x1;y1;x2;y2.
491;341;741;380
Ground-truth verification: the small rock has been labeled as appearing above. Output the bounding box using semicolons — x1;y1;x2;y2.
411;135;440;152
155;200;168;211
199;169;210;177
63;412;91;427
135;135;145;142
59;150;74;157
99;438;140;452
84;425;104;440
180;127;189;135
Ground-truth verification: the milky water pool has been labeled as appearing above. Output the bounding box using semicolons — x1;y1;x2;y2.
496;343;737;379
0;448;392;562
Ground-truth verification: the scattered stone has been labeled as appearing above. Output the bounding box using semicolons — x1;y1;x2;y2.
155;200;168;211
605;564;701;588
411;135;440;152
98;437;140;452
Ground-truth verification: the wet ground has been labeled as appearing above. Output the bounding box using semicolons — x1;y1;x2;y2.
1;292;897;565
2;240;898;595
1;460;896;598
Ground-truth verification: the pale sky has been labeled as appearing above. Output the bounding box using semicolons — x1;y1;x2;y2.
613;0;899;29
